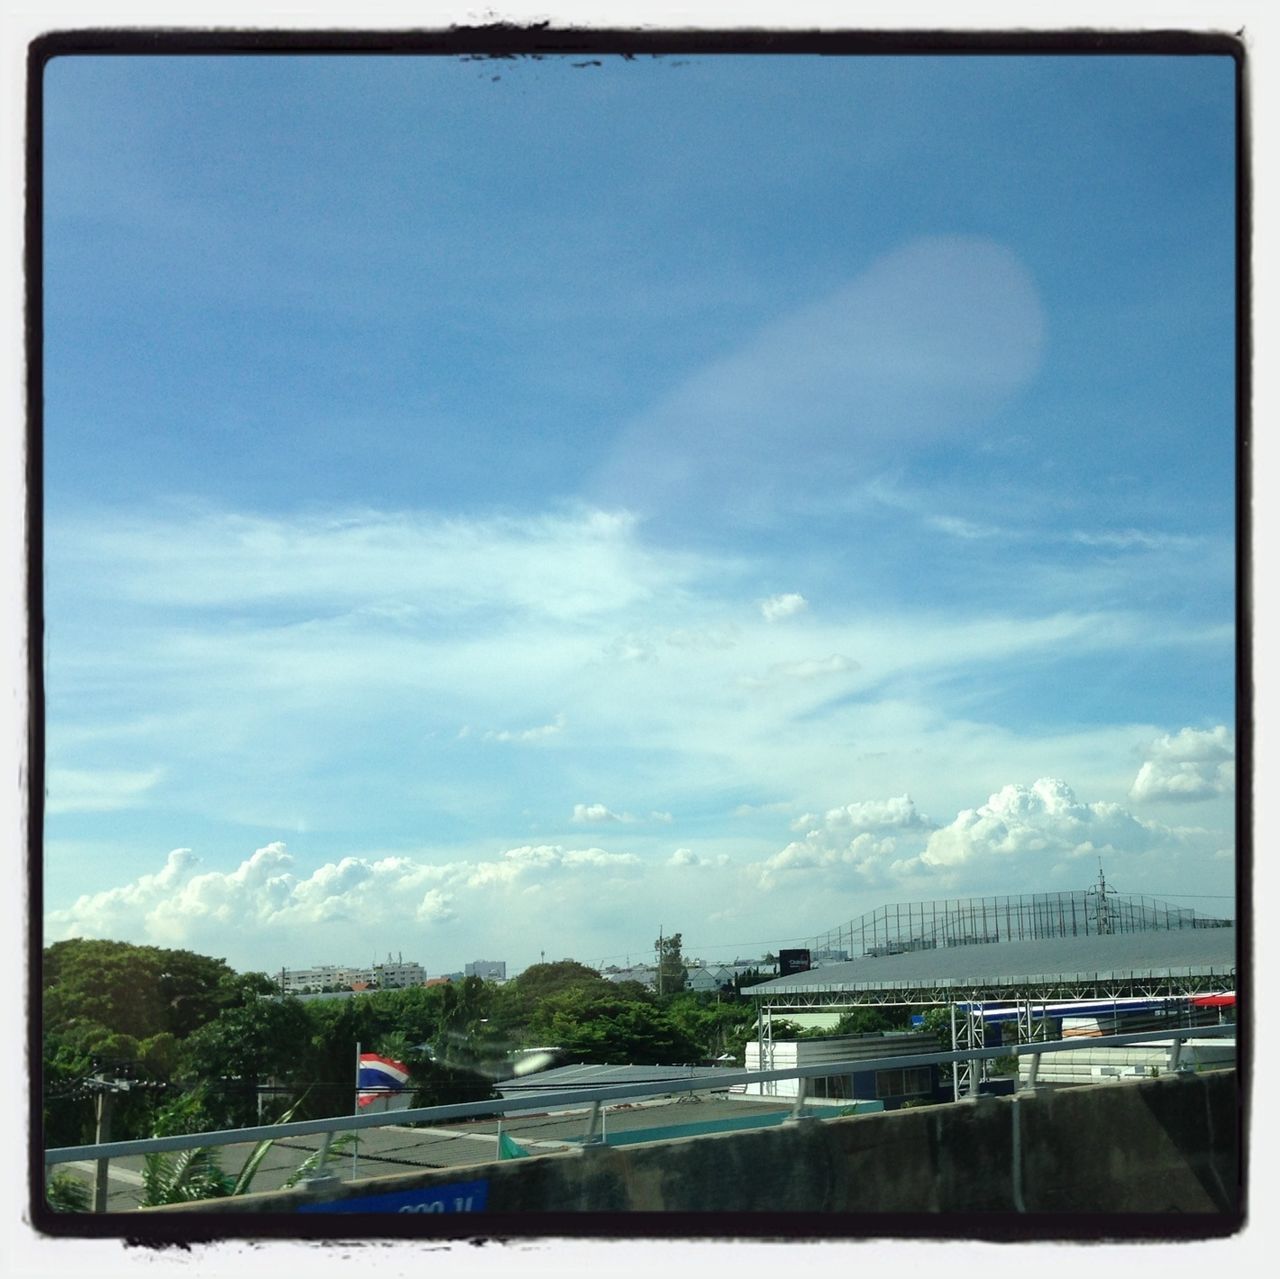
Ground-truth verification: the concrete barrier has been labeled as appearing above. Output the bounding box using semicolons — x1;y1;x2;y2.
149;1070;1240;1218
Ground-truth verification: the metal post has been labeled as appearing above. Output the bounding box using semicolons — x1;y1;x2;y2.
788;1075;814;1121
583;1099;603;1145
92;1083;112;1213
352;1041;361;1182
951;1004;959;1102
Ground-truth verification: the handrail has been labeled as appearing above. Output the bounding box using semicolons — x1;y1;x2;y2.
43;1022;1235;1168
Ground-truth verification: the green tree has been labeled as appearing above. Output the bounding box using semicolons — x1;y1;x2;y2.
654;933;688;995
507;960;609;1010
179;996;314;1128
830;1007;903;1037
664;991;757;1063
530;991;701;1065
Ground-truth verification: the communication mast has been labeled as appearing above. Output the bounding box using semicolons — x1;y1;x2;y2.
1087;859;1115;935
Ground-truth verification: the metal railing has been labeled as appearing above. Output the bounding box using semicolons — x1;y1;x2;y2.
43;1022;1236;1208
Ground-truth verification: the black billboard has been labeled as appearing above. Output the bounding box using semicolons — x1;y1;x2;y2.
778;948;811;976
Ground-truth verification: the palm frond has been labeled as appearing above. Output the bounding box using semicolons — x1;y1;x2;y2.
280;1132;356;1190
229;1092;308;1197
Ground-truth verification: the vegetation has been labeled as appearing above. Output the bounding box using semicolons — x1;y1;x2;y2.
41;938;766;1161
654;933;688;994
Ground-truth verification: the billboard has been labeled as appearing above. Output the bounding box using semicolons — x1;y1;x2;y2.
778;949;811;976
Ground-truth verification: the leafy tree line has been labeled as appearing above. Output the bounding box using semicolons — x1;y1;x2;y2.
42;943;761;1150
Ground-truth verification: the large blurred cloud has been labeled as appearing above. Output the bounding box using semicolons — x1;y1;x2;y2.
593;234;1045;521
1128;725;1234;803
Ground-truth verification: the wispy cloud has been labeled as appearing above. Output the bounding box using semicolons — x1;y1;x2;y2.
46;767;164;815
460;714;566;743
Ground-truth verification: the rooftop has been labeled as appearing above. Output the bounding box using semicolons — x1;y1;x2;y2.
748;926;1237;995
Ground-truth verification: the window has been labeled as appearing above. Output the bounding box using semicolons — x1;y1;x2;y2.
875;1067;932;1099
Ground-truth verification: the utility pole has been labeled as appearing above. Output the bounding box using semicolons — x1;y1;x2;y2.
89;1074;131;1213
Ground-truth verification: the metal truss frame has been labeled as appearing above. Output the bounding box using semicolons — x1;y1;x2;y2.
753;969;1234;1015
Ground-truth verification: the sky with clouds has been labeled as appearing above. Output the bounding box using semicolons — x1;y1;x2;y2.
40;49;1238;976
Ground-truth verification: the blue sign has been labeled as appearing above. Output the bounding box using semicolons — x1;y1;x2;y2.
297;1178;489;1214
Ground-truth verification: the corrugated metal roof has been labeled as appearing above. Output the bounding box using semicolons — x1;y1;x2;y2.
493;1062;739;1094
747;926;1237;994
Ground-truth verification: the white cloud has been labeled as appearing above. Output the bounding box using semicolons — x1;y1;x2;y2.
571;803;637;824
756;777;1229;899
482;714;566;743
760;794;935;885
927;514;1001;540
739;654;857;689
1129;726;1235;803
44;840;645;956
917;779;1162;871
1071;529;1200;551
46;767;164;815
789;794;933;835
667;848;730;869
760;593;808;622
53;505;691;622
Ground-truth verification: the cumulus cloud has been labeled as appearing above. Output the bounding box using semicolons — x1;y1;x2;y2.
1129;725;1234;803
45;840;643;951
789;794;933;835
668;848;730;869
760;794;935;885
917;779;1160;871
571;803;637;824
760;593;808;623
757;777;1227;895
570;804;671;826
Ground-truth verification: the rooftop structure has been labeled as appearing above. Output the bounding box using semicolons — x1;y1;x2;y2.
748;926;1237;1010
804;870;1232;964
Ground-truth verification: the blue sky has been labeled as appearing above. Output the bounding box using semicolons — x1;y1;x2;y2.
41;51;1238;976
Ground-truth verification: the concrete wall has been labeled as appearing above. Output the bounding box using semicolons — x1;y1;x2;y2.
152;1070;1240;1218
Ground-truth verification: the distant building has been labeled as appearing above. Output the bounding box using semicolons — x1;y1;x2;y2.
465;959;507;980
280;958;425;993
604;964;657;989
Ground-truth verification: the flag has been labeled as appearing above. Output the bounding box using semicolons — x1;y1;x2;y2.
357;1052;411;1109
498;1131;530;1159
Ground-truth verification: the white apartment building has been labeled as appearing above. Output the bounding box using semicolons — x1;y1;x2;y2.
281;959;426;992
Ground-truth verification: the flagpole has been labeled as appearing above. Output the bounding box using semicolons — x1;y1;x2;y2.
353;1041;361;1183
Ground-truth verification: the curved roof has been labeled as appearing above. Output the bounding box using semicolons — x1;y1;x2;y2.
748;926;1237;996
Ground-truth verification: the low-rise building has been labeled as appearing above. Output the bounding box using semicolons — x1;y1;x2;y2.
744;1031;945;1109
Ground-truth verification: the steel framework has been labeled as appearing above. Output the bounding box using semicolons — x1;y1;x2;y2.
806;880;1231;965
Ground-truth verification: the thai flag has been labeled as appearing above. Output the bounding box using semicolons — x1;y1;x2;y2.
357;1052;412;1109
